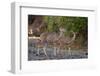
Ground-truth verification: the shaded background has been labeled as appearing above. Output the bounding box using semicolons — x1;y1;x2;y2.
28;15;88;50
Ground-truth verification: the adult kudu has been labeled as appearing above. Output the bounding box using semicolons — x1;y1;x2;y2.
39;27;76;57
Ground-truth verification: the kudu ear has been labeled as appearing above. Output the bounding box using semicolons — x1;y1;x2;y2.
59;27;66;32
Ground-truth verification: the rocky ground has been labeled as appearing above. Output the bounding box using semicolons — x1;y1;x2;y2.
28;38;88;61
28;47;88;61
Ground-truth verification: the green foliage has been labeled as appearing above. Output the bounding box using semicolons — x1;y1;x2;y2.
43;16;88;48
43;16;88;33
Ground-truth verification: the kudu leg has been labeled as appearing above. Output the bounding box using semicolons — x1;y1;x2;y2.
37;47;40;55
54;47;57;56
43;46;48;58
68;47;71;55
56;47;61;56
